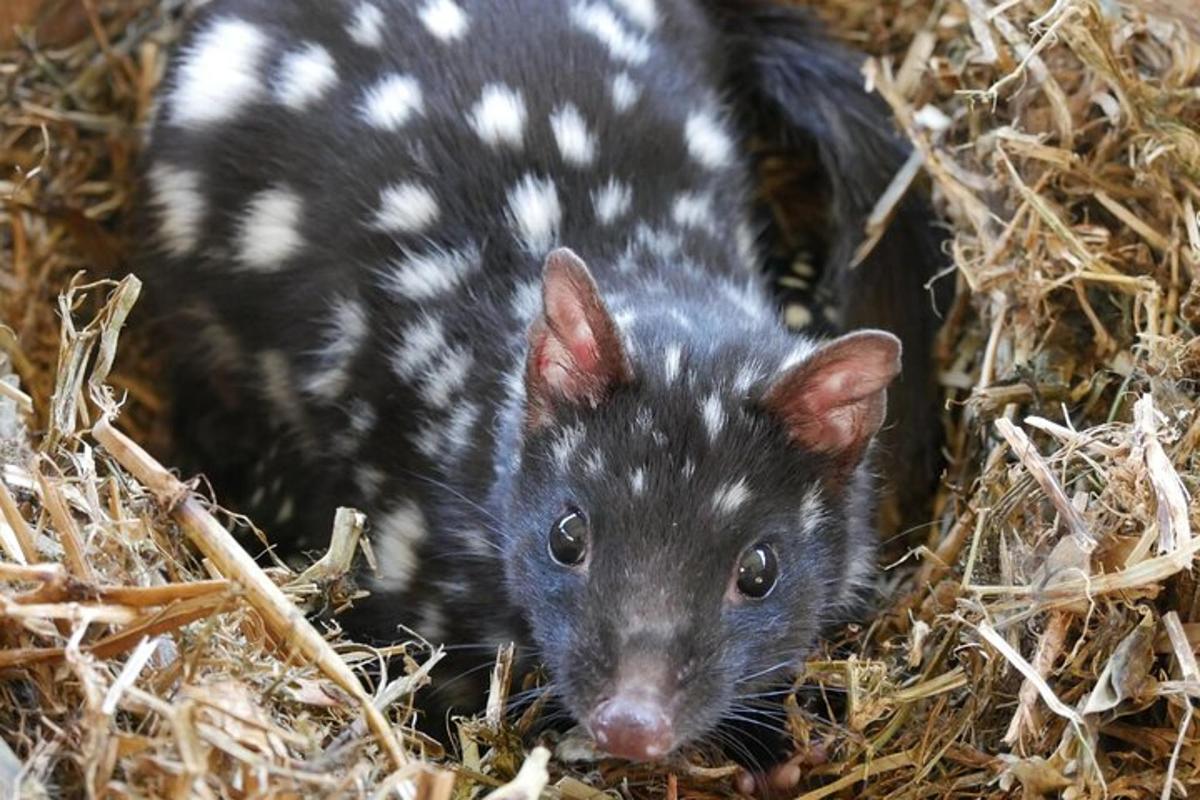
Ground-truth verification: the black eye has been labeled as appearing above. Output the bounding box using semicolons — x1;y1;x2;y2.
549;510;589;566
736;544;779;599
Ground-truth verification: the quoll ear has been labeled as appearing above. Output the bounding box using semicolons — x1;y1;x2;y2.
761;331;902;463
524;248;632;429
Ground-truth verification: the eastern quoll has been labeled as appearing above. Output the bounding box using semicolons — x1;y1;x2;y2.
138;0;947;785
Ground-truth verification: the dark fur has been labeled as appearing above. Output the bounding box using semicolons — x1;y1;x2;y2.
139;0;946;771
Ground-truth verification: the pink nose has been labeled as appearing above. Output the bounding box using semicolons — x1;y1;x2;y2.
589;692;675;761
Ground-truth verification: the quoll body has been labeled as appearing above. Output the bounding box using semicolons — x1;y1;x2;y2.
140;0;946;772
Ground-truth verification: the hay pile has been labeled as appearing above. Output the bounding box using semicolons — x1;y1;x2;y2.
2;0;1198;797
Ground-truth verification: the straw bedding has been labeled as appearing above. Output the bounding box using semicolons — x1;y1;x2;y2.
1;0;1198;797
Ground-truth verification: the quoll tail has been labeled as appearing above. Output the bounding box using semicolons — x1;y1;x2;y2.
704;0;952;522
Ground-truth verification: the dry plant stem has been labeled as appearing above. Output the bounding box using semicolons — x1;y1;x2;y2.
1003;610;1071;746
91;417;409;771
416;769;457;800
1133;395;1192;554
0;377;34;416
486;643;516;731
915;507;974;589
34;462;96;582
481;747;550;800
977;622;1084;730
1162;612;1198;800
0;478;39;563
290;506;366;587
793;749;917;800
0;593;225;668
994;418;1096;552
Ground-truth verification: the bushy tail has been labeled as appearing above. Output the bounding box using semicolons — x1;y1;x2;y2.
705;0;952;519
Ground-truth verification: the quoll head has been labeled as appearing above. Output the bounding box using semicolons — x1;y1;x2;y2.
502;248;901;761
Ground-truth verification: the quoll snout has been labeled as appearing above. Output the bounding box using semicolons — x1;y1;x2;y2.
589;682;676;761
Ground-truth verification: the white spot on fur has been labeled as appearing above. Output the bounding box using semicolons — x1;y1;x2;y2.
275;496;296;524
416;402;480;459
170;17;267;126
381;244;479;299
780;342;817;373
613;308;637;330
237;187;304;270
390;314;447;377
551;424;586;471
570;2;651;64
720;280;768;321
419;347;473;405
733;360;764;395
592;179;632;224
334;397;378;455
612;0;659;30
510;279;542;323
274;43;337;109
372;182;439;232
701;393;725;442
610;71;641;112
146;164;204;256
188;309;243;374
664;344;682;383
711;477;751;516
418;601;448;642
685;109;735;169
630;467;646;496
361;74;423;129
442;402;481;456
672;192;714;229
349;399;377;435
419;0;469;41
682;459;696;480
634;223;682;259
583;448;605;477
373;501;427;591
347;2;385;47
798;484;827;536
303;297;368;400
257;350;309;440
551;103;597;166
507;175;561;253
735;219;758;270
355;464;386;499
469;84;527;149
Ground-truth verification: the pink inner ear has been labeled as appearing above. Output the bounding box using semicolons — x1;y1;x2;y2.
543;276;601;372
524;248;630;427
763;331;902;458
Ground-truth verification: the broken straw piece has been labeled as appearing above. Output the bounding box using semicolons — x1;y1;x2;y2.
1132;394;1191;554
482;747;551;800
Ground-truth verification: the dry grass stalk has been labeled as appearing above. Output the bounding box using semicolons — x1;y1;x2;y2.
91;417;409;772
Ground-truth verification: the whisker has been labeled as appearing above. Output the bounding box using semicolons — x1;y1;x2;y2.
427;659;500;699
406;470;508;532
734;659;795;686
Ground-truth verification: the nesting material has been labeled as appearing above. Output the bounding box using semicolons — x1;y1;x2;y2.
2;0;1199;797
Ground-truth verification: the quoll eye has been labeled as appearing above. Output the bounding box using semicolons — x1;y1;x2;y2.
736;544;779;599
549;509;589;567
